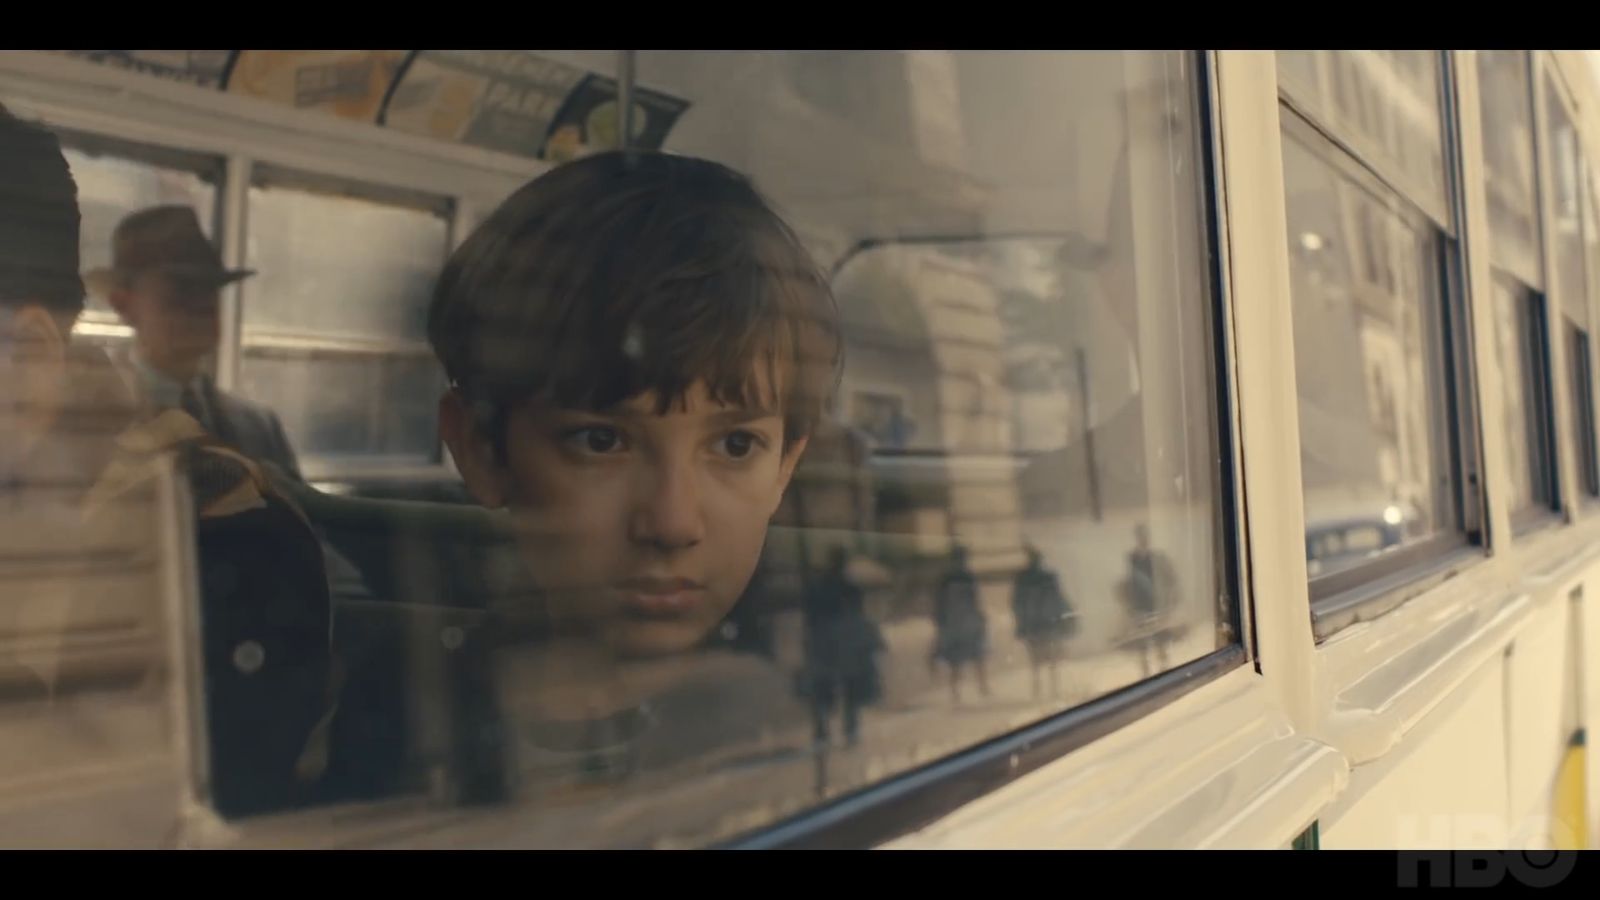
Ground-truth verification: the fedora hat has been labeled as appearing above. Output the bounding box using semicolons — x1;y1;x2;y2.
84;205;253;296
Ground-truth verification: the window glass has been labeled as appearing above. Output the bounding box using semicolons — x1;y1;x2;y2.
1281;128;1456;578
1476;50;1542;287
1276;50;1449;222
1;49;1237;850
239;181;450;468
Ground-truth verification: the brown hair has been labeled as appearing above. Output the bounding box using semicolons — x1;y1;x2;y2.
427;151;841;452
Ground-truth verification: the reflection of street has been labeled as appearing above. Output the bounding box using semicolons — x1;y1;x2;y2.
353;615;1218;850
1;545;1220;851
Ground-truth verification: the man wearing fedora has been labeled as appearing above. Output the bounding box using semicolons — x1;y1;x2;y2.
88;205;301;479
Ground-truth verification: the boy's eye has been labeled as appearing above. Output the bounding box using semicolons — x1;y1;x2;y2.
719;430;766;459
563;426;625;454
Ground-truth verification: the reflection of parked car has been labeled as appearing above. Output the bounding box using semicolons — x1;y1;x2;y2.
1304;516;1404;576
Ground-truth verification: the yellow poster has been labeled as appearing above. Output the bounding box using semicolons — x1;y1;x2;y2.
385;50;585;155
228;50;406;122
383;51;499;142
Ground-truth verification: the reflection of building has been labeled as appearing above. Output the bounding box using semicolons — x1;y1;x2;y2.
1284;51;1445;200
1477;51;1540;275
1286;126;1436;530
850;391;915;449
823;242;1027;578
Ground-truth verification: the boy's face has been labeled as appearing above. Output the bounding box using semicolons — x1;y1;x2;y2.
446;374;808;659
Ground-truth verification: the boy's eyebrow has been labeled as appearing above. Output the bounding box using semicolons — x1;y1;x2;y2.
705;407;781;426
585;404;781;424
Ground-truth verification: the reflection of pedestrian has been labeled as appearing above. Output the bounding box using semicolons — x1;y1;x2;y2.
1116;524;1184;678
1012;545;1076;699
885;407;915;449
933;544;990;702
799;547;884;748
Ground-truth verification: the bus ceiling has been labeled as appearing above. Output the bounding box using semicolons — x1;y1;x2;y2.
30;50;678;167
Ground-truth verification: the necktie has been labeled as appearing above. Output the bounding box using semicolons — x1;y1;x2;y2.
179;379;209;433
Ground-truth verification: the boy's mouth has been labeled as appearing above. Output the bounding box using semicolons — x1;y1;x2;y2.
616;576;708;619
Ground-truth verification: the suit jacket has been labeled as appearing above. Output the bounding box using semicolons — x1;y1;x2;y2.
120;350;302;481
199;377;302;480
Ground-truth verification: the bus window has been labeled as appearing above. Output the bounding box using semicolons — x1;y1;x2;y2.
2;49;1239;849
347;48;1236;849
238;178;451;478
1277;52;1483;622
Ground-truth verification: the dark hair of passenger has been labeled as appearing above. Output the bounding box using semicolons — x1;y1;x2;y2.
0;104;84;321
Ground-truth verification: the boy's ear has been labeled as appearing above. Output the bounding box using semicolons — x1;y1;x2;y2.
440;389;512;508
